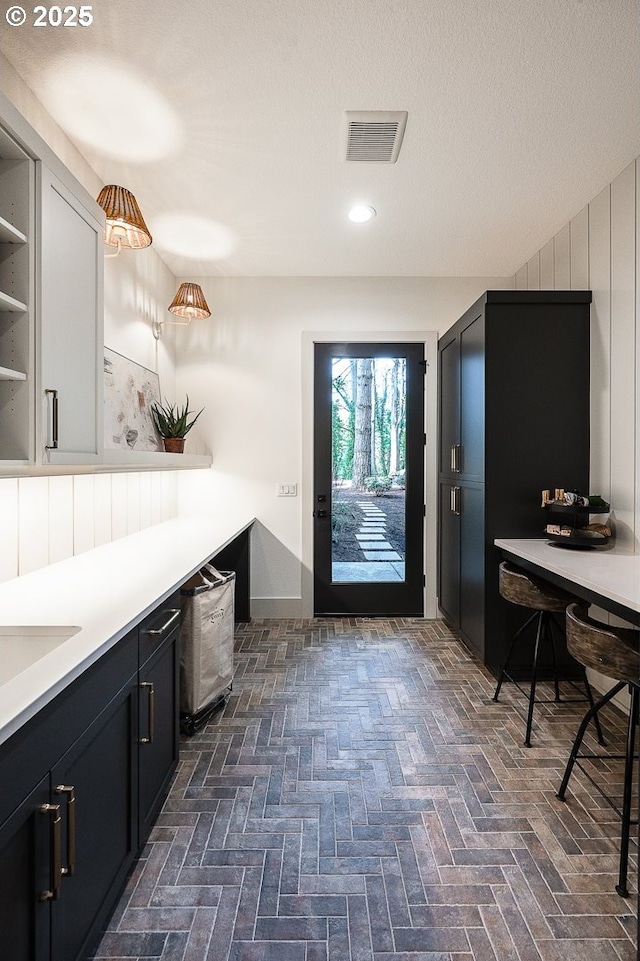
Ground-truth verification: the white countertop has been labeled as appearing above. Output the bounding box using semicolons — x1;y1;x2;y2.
494;538;640;616
0;515;254;746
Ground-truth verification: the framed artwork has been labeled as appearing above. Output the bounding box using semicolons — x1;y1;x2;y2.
104;348;162;451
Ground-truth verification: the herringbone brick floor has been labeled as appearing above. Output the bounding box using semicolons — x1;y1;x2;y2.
92;618;638;960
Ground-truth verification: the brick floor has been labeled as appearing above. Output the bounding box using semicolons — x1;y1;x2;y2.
91;618;638;960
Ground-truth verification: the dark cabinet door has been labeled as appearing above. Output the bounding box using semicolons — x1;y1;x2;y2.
459;315;484;481
50;679;137;961
459;484;485;659
438;482;460;628
139;627;180;845
0;775;50;961
439;337;460;475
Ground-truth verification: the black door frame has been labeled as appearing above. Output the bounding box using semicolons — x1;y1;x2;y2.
313;341;425;616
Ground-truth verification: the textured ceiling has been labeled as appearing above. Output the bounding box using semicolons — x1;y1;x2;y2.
1;0;639;277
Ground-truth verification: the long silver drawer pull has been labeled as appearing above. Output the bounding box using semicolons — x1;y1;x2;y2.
44;388;59;450
39;803;62;901
55;784;76;876
450;444;456;471
145;609;180;636
140;682;155;743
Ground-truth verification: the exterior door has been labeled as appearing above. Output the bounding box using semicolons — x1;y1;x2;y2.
313;342;425;615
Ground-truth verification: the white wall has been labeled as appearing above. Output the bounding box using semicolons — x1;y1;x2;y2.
176;276;512;616
514;158;639;552
0;56;182;581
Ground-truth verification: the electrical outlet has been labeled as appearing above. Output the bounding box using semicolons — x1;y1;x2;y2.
276;483;298;497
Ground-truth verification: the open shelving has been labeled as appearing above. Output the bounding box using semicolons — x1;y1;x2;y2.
0;123;33;465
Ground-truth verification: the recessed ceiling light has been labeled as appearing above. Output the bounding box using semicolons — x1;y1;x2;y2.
348;204;377;223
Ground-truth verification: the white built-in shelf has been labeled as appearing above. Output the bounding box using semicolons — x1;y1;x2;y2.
0;289;27;312
0;215;27;244
102;449;212;471
0;365;26;381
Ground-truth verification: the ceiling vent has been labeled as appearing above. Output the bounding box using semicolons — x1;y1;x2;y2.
344;110;408;163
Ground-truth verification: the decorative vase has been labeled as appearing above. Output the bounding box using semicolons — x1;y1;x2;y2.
163;437;185;454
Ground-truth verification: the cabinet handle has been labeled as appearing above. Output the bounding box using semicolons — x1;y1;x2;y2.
55;784;76;876
450;486;461;516
450;444;456;471
39;803;62;901
140;681;155;744
455;444;462;472
145;609;180;637
44;388;59;450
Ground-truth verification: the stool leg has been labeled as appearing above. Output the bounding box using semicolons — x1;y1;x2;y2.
615;684;639;898
546;613;561;702
493;610;538;702
524;612;544;747
557;681;626;801
582;669;606;746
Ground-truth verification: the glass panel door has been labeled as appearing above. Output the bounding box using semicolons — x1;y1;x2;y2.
314;342;425;616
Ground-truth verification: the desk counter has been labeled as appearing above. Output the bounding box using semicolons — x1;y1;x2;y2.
494;538;640;625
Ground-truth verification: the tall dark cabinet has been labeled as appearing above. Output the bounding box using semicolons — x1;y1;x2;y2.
437;290;591;676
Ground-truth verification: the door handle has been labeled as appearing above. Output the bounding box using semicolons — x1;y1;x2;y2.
451;444;462;473
55;784;76;876
145;609;180;637
140;681;155;744
45;388;59;450
450;486;461;515
39;803;62;901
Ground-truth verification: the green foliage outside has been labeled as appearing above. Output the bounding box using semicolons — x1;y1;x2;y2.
364;476;392;496
331;358;406;485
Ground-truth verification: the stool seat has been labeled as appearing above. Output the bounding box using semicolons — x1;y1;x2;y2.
558;603;640;898
493;562;602;748
565;603;639;681
499;562;577;612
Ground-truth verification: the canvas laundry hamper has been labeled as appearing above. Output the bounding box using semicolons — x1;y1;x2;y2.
179;564;235;735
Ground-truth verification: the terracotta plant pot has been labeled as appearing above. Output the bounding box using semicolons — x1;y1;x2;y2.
163;437;185;454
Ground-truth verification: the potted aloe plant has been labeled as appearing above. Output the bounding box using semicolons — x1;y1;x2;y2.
151;396;203;453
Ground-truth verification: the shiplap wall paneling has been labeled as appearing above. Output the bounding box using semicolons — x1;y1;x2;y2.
110;472;129;541
610;162;636;547
126;471;141;535
48;476;73;565
151;471;165;525
570;206;589;290
539;239;554;289
0;479;18;581
515;265;527;289
139;471;152;531
73;474;96;555
554;225;570;289
18;477;49;575
527;252;540;290
588;185;612;506
94;473;113;547
161;471;179;521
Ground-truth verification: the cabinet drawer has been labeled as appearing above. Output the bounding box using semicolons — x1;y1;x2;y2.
0;628;137;826
138;590;181;667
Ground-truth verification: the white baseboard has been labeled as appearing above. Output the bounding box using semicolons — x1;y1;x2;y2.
251;597;304;619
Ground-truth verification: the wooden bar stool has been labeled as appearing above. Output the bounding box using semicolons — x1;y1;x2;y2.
557;603;640;898
493;562;604;747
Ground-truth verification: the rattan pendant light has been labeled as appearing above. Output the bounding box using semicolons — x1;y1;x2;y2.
96;185;152;252
168;283;211;320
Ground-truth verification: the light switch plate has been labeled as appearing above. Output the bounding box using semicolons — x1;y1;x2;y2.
276;483;298;497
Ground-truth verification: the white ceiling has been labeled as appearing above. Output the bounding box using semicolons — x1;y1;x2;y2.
2;0;639;278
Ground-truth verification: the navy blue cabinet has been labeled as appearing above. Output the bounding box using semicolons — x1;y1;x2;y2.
438;291;591;675
0;591;181;961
